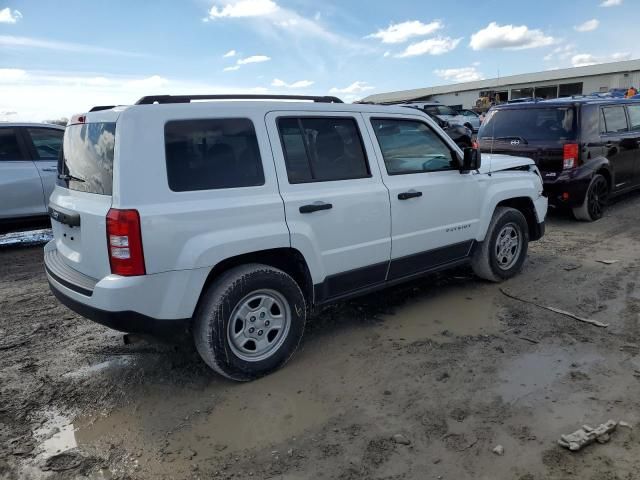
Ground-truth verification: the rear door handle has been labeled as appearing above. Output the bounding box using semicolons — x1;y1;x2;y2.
398;190;422;200
605;142;614;148
299;202;333;214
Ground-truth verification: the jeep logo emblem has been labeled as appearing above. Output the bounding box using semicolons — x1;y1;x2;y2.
510;139;520;145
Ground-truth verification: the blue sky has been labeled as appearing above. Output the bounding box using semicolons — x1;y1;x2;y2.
0;0;636;121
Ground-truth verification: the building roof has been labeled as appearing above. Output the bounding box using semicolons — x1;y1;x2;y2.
362;59;640;104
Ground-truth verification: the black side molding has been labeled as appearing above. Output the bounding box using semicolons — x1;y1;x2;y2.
48;206;80;227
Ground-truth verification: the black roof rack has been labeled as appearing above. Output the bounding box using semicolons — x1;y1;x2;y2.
135;94;344;105
89;105;117;112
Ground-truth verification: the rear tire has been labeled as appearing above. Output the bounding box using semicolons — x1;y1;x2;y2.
193;264;306;381
572;174;609;222
472;207;529;282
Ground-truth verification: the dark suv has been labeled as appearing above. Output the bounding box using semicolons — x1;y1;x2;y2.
478;98;640;221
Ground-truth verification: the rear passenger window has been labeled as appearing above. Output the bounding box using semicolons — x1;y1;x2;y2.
0;128;25;161
26;128;64;160
277;117;370;183
602;107;628;134
627;105;640;131
164;118;264;192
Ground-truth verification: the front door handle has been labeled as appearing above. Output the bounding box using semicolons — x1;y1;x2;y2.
299;202;333;214
42;167;57;172
398;190;423;200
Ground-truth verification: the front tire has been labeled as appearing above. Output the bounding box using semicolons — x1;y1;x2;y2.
471;207;529;282
193;264;306;381
572;174;609;222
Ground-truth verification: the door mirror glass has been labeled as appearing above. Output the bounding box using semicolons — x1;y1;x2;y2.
462;148;481;172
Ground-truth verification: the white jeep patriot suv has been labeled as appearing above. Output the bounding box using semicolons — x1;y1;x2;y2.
45;94;547;380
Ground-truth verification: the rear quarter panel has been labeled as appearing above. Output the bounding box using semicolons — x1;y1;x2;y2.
114;106;290;275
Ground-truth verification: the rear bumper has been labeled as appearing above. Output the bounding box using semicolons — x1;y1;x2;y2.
48;283;189;335
542;170;592;208
44;240;209;334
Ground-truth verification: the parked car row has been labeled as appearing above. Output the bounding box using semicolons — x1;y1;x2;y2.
0;124;64;233
42;94;546;380
478;97;640;221
401;102;482;133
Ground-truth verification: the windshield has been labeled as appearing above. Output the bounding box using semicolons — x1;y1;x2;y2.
59;122;116;195
480;107;577;141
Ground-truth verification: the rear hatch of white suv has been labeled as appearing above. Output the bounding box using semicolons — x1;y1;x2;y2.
48;113;117;282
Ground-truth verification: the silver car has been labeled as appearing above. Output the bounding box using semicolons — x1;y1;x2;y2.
0;123;64;233
404;102;480;132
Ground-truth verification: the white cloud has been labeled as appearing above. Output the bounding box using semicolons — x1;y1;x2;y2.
574;19;599;32
203;0;368;53
237;55;271;65
0;68;28;82
329;81;375;94
0;69;270;122
271;78;314;88
600;0;622;6
0;35;143;56
0;7;22;23
396;37;461;57
572;52;632;67
366;20;442;44
469;22;555;50
434;66;484;83
208;0;278;19
124;75;169;89
223;49;237;58
544;44;577;61
383;51;391;57
223;55;270;72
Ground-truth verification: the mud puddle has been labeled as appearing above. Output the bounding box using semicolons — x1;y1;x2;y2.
496;345;604;404
33;411;77;459
377;283;500;341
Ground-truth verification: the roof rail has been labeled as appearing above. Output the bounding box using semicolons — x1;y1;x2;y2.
89;105;116;112
134;94;344;105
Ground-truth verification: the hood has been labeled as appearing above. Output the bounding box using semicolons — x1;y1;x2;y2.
479;153;534;174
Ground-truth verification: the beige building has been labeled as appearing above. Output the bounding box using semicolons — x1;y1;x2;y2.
362;59;640;109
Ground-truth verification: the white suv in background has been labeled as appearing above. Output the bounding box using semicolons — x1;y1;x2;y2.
45;94;547;381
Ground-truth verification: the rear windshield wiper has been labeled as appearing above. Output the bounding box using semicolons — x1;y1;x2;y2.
58;173;86;183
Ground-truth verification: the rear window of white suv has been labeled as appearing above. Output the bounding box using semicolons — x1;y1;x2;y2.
164;118;264;192
60;122;116;195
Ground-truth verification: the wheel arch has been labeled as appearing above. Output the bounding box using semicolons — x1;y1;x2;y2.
194;248;314;321
495;197;541;241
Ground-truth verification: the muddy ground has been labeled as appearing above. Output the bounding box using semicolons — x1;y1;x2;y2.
1;196;640;480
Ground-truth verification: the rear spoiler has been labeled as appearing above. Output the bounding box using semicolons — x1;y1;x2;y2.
89;105;116;112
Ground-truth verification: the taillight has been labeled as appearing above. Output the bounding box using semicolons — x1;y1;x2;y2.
106;209;145;276
563;143;579;169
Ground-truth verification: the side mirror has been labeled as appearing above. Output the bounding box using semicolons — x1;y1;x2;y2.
461;147;481;172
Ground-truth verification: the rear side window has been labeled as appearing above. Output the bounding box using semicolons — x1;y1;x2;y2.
277;117;370;183
60;123;115;195
371;118;458;175
602;106;628;133
627;105;640;131
480;107;577;141
27;128;64;160
0;128;25;161
164;118;264;192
